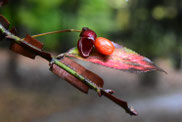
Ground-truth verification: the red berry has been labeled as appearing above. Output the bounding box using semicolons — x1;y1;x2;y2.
94;37;115;55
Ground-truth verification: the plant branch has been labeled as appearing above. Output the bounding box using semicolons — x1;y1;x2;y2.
52;58;101;94
0;24;52;61
0;23;138;115
0;23;100;94
0;24;21;44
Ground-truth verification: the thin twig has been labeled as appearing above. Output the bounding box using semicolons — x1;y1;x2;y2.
31;29;81;38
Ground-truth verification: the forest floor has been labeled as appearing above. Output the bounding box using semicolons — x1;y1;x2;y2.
0;50;182;122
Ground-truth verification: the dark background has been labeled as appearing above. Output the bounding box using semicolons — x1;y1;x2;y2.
0;0;182;122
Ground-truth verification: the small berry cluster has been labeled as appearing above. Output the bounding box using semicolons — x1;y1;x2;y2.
77;27;115;58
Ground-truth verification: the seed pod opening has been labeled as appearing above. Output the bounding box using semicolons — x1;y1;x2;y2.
77;27;97;58
77;37;94;58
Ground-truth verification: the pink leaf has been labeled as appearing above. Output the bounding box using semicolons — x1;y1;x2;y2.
65;42;166;73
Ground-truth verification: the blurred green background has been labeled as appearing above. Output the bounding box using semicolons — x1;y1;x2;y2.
1;0;182;69
0;0;182;122
1;0;181;63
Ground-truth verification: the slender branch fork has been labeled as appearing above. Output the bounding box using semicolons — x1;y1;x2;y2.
0;23;101;94
0;23;138;116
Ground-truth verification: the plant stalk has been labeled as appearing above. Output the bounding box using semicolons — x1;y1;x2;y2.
31;29;81;38
0;23;100;94
52;58;101;94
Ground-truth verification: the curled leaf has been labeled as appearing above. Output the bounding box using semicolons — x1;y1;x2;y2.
50;57;104;93
10;34;43;59
10;34;52;61
66;43;166;73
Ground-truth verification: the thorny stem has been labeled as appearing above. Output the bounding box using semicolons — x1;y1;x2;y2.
0;23;100;94
31;29;81;38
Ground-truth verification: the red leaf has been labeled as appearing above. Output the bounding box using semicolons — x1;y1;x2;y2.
9;34;52;61
50;57;104;93
66;43;166;73
10;34;43;59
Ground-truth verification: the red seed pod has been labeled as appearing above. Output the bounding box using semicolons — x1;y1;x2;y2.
77;27;97;58
94;37;115;55
80;27;97;42
77;37;94;58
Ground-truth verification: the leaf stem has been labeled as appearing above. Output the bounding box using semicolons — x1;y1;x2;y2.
31;29;81;38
